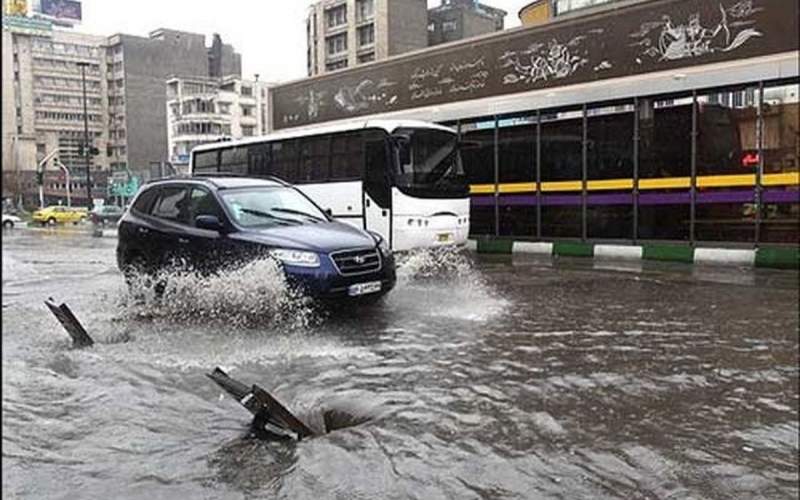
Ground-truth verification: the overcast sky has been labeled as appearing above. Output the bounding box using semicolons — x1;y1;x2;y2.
77;0;529;84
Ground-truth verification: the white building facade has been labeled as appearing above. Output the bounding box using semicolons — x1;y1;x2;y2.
166;75;270;173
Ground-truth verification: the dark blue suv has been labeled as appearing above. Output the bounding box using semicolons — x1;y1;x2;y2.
117;176;396;300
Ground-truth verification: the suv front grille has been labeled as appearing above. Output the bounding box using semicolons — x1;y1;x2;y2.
330;248;381;276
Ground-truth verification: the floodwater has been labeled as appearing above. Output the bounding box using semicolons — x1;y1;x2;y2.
2;227;798;499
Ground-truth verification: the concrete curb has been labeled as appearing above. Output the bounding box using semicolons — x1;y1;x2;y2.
468;238;799;270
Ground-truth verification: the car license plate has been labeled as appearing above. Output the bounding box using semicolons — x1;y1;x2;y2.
437;233;453;243
348;281;382;297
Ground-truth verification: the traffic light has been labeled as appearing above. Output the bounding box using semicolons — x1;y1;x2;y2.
77;143;84;156
36;170;44;185
90;147;100;156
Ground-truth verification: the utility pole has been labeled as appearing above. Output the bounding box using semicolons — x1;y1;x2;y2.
55;159;72;207
77;61;92;211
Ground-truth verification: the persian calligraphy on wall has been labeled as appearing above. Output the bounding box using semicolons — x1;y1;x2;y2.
272;0;796;129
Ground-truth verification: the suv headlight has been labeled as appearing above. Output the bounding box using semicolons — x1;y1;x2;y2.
270;249;320;267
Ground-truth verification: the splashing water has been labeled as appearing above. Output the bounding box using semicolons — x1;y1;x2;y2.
395;245;476;283
118;258;317;329
393;246;510;321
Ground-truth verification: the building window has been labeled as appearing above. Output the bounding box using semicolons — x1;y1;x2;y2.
241;125;255;137
356;0;373;21
554;0;620;15
326;4;347;28
241;105;254;117
326;60;348;72
357;52;375;64
428;22;436;32
241;85;252;96
442;21;458;32
357;24;374;47
326;33;348;56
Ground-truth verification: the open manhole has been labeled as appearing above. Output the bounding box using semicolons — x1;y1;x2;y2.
208;367;373;441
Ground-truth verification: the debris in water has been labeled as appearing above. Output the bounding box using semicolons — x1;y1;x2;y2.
207;367;315;441
44;298;94;348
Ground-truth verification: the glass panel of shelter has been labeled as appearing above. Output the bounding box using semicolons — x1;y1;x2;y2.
586;100;635;240
693;84;759;243
460;117;497;237
760;81;799;245
497;113;537;238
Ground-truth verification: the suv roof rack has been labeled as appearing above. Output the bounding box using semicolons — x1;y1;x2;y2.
191;172;290;186
144;173;290;188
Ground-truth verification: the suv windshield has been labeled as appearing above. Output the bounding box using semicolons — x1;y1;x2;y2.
393;128;469;199
220;187;328;228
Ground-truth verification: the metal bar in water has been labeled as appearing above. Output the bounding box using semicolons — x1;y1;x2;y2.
207;367;315;439
44;299;94;348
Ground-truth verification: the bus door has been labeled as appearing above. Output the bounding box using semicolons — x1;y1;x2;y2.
363;137;392;246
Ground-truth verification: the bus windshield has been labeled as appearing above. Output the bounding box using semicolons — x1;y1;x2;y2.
393;128;469;198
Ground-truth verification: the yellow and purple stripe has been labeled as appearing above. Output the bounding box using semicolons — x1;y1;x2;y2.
470;172;800;207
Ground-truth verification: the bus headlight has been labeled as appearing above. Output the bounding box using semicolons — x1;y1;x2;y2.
270;249;320;267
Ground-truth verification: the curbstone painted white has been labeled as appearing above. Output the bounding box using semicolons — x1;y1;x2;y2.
594;244;643;261
694;248;755;267
513;242;554;255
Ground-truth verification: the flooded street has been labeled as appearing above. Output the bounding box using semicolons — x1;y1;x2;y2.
2;228;798;499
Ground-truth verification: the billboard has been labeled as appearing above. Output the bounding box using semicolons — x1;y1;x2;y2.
4;0;27;16
272;0;799;130
37;0;81;21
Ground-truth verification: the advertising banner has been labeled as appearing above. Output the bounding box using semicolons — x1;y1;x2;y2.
38;0;81;21
4;0;27;16
272;0;799;130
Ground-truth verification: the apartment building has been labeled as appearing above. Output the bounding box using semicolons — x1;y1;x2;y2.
518;0;646;26
2;17;242;205
428;0;506;47
2;18;108;175
104;29;242;175
306;0;507;76
306;0;428;76
166;75;270;173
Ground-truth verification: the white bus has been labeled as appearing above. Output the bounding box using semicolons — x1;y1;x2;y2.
190;120;470;251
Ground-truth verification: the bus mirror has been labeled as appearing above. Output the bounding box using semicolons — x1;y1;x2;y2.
390;133;412;146
324;208;333;217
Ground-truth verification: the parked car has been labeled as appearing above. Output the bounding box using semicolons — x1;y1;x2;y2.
91;205;125;226
2;213;22;229
116;176;396;301
31;206;87;226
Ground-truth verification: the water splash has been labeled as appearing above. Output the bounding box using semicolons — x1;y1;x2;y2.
118;258;317;330
393;246;509;321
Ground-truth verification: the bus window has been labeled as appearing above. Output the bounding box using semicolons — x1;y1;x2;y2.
248;144;271;177
271;140;299;182
193;150;219;174
220;146;249;174
331;133;364;180
364;134;390;208
298;136;331;183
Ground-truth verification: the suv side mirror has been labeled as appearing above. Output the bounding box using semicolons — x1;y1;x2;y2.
195;214;225;232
